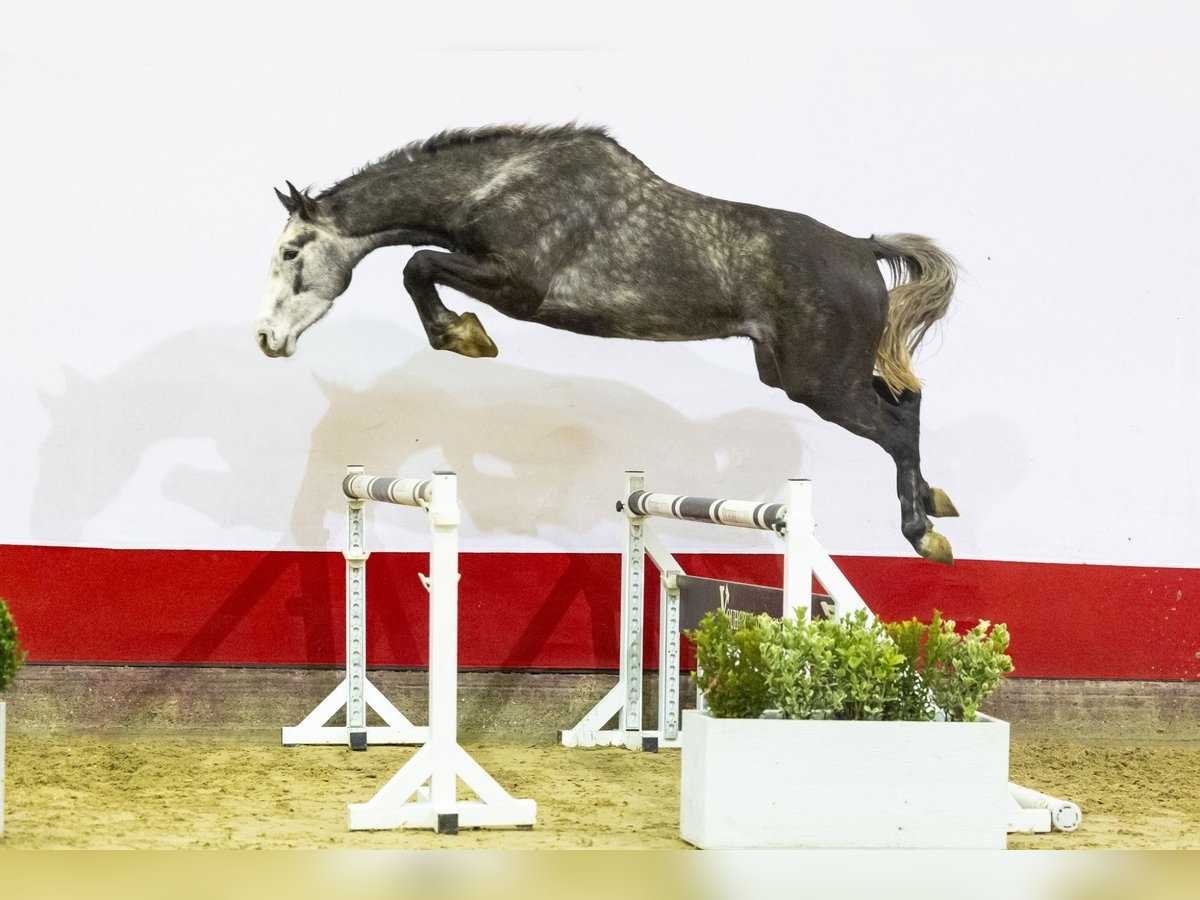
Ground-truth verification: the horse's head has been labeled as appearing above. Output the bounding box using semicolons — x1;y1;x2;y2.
256;183;361;358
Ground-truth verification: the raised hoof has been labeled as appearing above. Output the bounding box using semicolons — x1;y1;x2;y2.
435;312;499;358
916;530;954;566
927;488;960;518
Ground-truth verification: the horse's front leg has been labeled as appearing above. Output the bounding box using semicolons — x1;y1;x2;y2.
402;250;520;358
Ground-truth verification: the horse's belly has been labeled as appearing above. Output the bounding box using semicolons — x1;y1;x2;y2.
538;272;740;341
535;290;732;340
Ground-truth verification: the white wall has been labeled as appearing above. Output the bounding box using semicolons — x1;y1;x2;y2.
2;3;1197;565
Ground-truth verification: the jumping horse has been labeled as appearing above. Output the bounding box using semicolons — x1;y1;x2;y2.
256;125;960;563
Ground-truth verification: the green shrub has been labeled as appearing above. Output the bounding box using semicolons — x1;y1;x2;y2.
761;611;840;720
0;597;26;693
882;616;938;721
689;607;1013;723
762;610;908;720
919;611;1014;722
689;609;774;719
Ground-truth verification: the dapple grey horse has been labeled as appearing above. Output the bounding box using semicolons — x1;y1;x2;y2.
256;125;959;562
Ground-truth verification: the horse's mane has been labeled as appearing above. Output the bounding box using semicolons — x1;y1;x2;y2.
403;123;612;158
320;124;613;198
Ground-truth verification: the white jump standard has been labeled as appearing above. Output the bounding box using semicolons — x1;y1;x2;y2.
338;468;535;833
561;472;868;751
282;469;430;750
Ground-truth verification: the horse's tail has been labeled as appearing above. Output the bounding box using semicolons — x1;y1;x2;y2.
868;232;958;398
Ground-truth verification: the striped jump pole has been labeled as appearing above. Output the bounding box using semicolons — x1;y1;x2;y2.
342;472;434;507
624;490;787;531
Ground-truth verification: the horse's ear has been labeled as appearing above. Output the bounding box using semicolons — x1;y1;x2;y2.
286;180;318;221
275;185;297;214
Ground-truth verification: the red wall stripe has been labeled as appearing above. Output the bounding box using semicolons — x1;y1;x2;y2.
0;545;1196;680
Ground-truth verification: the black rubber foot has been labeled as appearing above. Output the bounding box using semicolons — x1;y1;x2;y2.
349;731;368;751
437;813;459;835
642;736;659;753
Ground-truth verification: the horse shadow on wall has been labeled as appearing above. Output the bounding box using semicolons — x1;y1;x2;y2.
32;320;810;666
288;346;812;548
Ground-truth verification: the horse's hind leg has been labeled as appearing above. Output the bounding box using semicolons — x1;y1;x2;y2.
769;344;954;564
403;250;532;358
927;486;959;518
835;384;952;564
871;378;959;519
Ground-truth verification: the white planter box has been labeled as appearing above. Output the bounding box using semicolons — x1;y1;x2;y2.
680;707;1010;849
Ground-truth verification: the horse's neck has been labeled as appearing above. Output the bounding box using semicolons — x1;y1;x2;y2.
329;148;508;247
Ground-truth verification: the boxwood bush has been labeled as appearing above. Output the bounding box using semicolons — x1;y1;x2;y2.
1;597;26;693
689;607;1012;722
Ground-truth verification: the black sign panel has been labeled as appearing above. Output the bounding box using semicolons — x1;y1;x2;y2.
677;575;835;632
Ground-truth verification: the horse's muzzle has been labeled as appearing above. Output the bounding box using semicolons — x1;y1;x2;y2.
256;328;291;358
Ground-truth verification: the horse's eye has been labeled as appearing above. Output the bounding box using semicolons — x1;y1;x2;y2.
282;248;299;261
